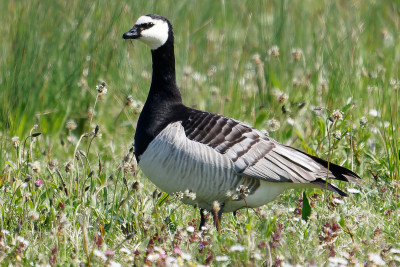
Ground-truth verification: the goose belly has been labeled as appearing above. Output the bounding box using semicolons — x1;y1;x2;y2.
138;122;240;208
224;181;316;212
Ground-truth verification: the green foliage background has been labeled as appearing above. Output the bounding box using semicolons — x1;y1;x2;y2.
0;0;399;265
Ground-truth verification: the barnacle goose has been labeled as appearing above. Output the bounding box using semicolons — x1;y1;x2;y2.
122;14;361;230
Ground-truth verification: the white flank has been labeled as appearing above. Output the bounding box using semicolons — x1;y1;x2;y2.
135;16;169;50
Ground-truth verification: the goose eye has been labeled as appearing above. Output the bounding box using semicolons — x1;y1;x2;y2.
141;22;154;29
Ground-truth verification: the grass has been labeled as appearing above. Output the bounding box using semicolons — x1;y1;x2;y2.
1;0;399;266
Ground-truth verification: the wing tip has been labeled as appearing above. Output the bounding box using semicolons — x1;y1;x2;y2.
311;179;349;197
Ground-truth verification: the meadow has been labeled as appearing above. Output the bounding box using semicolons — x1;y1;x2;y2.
0;0;399;266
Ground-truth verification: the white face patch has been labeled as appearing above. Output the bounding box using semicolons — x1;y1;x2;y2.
135;16;169;50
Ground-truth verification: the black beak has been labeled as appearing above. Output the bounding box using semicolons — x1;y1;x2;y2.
123;26;140;39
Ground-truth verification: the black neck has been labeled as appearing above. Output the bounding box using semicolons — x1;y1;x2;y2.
134;31;185;159
148;38;182;103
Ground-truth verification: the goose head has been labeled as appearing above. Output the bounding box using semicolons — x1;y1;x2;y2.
122;14;172;50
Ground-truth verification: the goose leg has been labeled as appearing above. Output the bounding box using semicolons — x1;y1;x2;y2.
199;208;207;230
213;208;223;234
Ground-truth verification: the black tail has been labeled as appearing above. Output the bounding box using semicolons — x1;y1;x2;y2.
295;148;361;196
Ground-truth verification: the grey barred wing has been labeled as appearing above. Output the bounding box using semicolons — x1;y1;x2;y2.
180;110;360;190
181;111;306;183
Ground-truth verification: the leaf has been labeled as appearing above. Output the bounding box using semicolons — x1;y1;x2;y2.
47;183;58;190
157;193;169;207
104;222;111;232
301;191;311;222
254;111;267;128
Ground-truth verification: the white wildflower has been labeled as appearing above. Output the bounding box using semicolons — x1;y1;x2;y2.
93;249;107;261
230;244;245;252
268;119;280;132
183;66;193;76
166;256;178;265
328;257;348;265
369;109;379;117
109;261;121;267
236;185;249;198
346;188;360;194
333;198;344;204
215;255;229;262
186;226;195;233
181;253;192;261
253;252;262;260
31;161;41;173
332;110;343;121
286;118;294;126
226;190;239;200
174;191;184;199
382;121;391;128
147;253;159;262
368;253;385;265
278;93;289;103
332;130;341;140
16;236;30;246
59;213;71;228
192;72;206;82
11;136;20;148
1;230;10;235
268;45;280;57
359;116;368;126
28;211;40;221
119;247;131;254
184;189;196;200
21;183;28;189
66;120;78;131
96;82;107;94
291;48;303;61
154;246;165;255
390;248;400;254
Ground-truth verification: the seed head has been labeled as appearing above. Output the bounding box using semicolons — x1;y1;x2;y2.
236;185;250;198
66;120;78;131
333;130;342;140
96;81;108;97
268;119;280;132
278;93;289;103
28;211;40;221
65;162;72;173
268;45;280;57
132;181;142;191
291;48;303;61
174;192;184;199
125;95;134;107
11;136;20;148
332;110;343;121
359;116;368;126
252;53;262;64
31;161;41;173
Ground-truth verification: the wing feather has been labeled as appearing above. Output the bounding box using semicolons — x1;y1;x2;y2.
181;109;360;194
